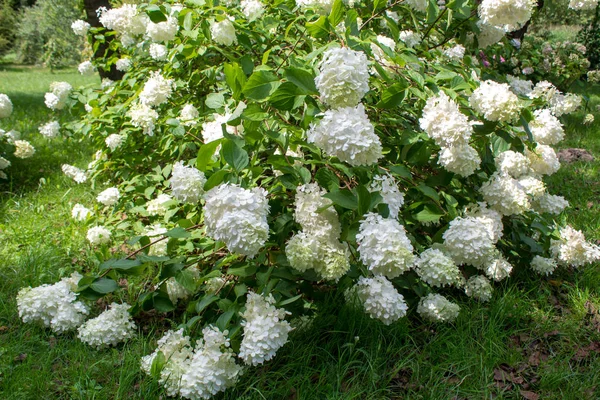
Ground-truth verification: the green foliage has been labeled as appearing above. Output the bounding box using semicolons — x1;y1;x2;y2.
0;0;17;57
578;4;600;71
14;0;84;68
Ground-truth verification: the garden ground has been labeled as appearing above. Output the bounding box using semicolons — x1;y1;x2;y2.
0;66;599;399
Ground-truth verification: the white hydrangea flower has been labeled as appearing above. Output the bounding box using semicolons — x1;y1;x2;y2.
179;326;242;399
97;187;120;206
495;150;530;178
478;0;536;31
3;129;20;143
38;121;61;138
485;256;513;281
72;204;92;221
352;276;408;325
210;18;237;46
464;202;504;242
292;183;341;243
419;92;473;147
86;226;112;245
526;144;560;176
399;30;421;48
61;164;87;183
507;75;533;97
417;293;460;323
295;0;336;14
0;156;11;169
549;93;581;116
406;0;428;12
528;80;558;101
205;276;227;293
533;193;569;214
78;60;95;76
140;329;194;398
371;35;396;63
314;47;370;108
530;256;558;275
241;0;265;21
481;172;530;215
179;104;199;126
144;224;168;256
98;4;149;37
44;82;72;110
517;175;546;199
101;78;114;91
443;44;465;61
477;21;505;48
13;140;35;159
415;248;463;288
285;232;351;281
139;71;173;107
116;58;132;72
369;174;405;219
529;109;564;145
550;226;600;267
357;213;415;279
147;193;174;215
17;273;89;333
149;43;168;61
470;80;521;122
204;183;269;257
128;103;159;136
0;93;13;118
105;133;125;151
166;267;200;305
71;19;91;36
568;0;598;10
239;292;292;366
146;16;178;42
443;216;497;267
169;161;206;203
78;303;136;348
438;143;481;177
307;104;382;166
464;275;493;302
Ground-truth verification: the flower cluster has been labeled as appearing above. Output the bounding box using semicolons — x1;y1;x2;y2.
16;273;88;333
369;174;405;219
417;293;460;323
128;103;159;136
314;47;369;109
0;93;12;118
71;19;91;36
203;184;269;257
169;161;206;203
357;213;415;278
239;292;292;365
39;121;60;138
470;80;521;122
77;303;136;348
139;71;174;107
13;140;35;159
307;104;382;166
478;0;536;31
550;226;600;267
464;275;493;302
147;193;174;215
105;133;125;151
210;18;237;46
72;204;92;221
86;226;112;245
62;164;87;183
97;187;120;206
351;276;408;325
44;82;72;110
415;248;463;288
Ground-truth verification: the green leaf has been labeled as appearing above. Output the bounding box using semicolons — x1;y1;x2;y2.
416;183;440;202
376;81;409;109
99;258;145;274
146;5;167;23
234;283;248;298
270;82;305;111
176;269;197;292
150;351;166;378
165;227;191;239
228;264;258;277
221;139;249;171
390;165;412;179
205;92;225;109
196;139;222;171
242;70;281;101
90;278;118;294
196;294;219;313
216;310;235;331
204;169;229;191
306;15;331;39
373;0;387;11
279;294;303;306
357;185;372;216
283;68;319;95
324;190;358;210
328;0;345;27
520;115;534;142
415;204;445;222
224;62;247;99
153;294;175;312
183;10;193;31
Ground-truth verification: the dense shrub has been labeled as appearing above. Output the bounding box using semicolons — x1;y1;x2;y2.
0;0;17;57
17;0;600;398
578;4;600;70
14;0;84;68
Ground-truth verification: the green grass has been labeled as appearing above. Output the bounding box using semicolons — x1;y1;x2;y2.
0;67;600;399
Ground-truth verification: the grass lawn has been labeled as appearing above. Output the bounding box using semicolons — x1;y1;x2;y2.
0;66;599;400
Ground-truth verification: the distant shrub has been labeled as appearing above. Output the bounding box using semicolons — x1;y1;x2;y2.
578;4;600;70
14;0;84;68
0;0;17;57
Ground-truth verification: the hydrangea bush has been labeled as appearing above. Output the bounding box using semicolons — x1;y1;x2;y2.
17;0;600;398
0;93;36;180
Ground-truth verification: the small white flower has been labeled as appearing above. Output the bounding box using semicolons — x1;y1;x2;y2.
97;187;120;206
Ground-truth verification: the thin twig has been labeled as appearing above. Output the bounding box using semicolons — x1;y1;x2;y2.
125;223;202;260
422;8;448;42
360;0;405;30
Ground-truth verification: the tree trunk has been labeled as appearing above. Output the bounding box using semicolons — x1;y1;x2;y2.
83;0;124;81
508;0;545;42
